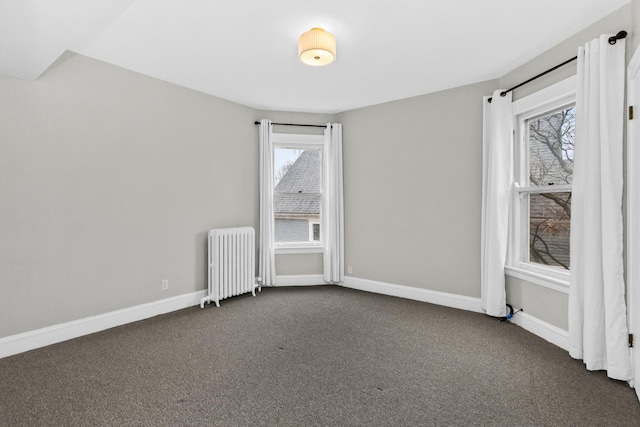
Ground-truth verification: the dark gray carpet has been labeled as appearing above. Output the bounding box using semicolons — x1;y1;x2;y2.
1;285;639;426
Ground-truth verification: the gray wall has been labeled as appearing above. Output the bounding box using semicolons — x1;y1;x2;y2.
275;254;323;276
506;277;569;330
0;55;334;338
499;5;631;330
0;54;262;337
337;80;497;297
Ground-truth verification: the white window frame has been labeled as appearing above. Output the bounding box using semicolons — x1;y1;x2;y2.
272;132;326;254
506;76;576;294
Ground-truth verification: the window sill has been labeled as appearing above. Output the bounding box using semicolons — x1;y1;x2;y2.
275;246;324;255
505;265;569;294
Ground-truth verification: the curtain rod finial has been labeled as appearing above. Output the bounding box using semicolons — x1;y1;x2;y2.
609;30;627;45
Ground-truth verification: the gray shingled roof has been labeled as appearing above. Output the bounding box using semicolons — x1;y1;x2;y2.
275;150;320;215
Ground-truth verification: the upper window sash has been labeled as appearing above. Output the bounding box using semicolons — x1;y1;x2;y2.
273;134;325;193
516;103;575;190
511;75;577;208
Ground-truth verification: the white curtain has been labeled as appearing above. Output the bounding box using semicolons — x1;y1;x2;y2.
258;119;276;287
568;35;630;381
481;91;513;318
323;123;344;283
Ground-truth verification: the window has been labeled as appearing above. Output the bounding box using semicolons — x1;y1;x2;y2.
507;77;576;291
272;133;325;252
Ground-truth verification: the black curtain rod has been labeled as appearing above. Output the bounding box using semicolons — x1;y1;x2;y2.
254;121;326;128
488;30;627;103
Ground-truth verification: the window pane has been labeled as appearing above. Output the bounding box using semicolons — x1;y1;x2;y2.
527;106;574;186
274;148;321;192
529;192;571;270
275;218;316;242
274;195;321;243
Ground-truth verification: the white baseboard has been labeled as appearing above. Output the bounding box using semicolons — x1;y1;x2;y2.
0;278;570;360
342;276;570;352
341;276;484;313
274;274;326;287
508;310;569;351
0;290;206;360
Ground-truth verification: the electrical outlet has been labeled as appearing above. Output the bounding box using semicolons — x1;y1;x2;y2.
161;279;169;290
347;266;353;274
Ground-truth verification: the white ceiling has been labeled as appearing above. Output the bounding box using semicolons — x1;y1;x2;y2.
0;0;630;113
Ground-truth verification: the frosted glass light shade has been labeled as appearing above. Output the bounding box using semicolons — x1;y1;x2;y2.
298;27;336;66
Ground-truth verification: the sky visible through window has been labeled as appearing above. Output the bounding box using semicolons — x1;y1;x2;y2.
275;149;301;170
274;148;303;185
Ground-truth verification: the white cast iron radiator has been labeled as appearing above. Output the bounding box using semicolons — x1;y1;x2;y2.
200;226;257;308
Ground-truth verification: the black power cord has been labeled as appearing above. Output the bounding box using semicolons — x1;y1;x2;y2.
498;304;523;322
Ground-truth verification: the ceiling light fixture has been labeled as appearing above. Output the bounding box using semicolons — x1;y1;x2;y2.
298;27;336;66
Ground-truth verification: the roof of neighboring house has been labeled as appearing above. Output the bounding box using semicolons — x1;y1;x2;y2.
275;150;320;215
